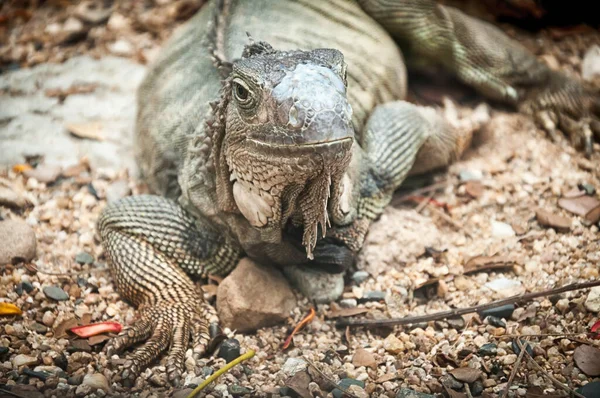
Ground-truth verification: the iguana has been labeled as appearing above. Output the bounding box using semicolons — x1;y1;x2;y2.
97;0;600;385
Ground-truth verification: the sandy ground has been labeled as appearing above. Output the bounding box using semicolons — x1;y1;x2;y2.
1;1;600;398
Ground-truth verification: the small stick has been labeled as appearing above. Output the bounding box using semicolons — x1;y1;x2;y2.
501;337;529;398
414;190;436;214
337;279;600;328
516;340;586;398
426;203;473;238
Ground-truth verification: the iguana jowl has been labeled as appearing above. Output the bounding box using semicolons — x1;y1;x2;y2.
97;0;600;385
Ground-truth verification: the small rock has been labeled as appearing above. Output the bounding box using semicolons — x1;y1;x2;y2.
396;388;435;398
486;316;506;328
447;317;465;330
106;180;131;203
43;286;69;301
281;357;308;376
217;339;240;363
149;373;167;387
30;322;48;334
577;380;600;398
459;169;483;182
383;334;404;354
0;184;30;209
347;384;369;398
485;278;524;298
471;380;484;396
585;286;600;313
480;304;515;319
0;220;37;264
23;368;49;381
68;339;92;353
217;259;296;332
228;384;253;396
358;291;386;303
108;39;134;56
333;379;365;398
440;374;463;390
478;343;498;356
13;354;38;367
82;373;109;391
173;389;194;398
582;45;600;81
449;367;482;383
352;271;370;284
75;252;94;265
339;298;357;308
0;346;9;356
24;165;62;184
491;221;515;238
20;281;35;294
75;384;93;397
503;354;518;365
352;348;377;369
33;365;63;376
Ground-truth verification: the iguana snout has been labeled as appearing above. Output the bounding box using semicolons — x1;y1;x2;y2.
218;46;355;257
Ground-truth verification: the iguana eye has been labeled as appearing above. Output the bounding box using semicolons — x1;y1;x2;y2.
232;79;252;107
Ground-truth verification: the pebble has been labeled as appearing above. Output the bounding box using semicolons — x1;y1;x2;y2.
352;271;370;284
357;291;386;303
486;316;506;328
491;221;515;238
384;334;404;354
24;165;62;184
217;259;296;332
43;286;69;301
339;298;357;308
75;252;94;265
395;388;435;397
347;384;369;398
0;220;37;264
13;354;38;367
478;343;498;356
0;185;30;209
582;45;600;81
585;286;600;313
108;39;134;56
217;339;241;363
281;357;307;376
480;304;515;319
229;385;253;396
459;169;483;182
82;373;109;391
29;322;47;334
19;281;35;294
482;379;497;388
440;374;463;390
333;379;364;398
502;354;518;365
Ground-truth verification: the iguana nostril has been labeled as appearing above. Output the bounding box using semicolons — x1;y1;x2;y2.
288;104;301;127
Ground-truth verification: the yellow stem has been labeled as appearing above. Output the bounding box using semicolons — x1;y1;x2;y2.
186;350;256;398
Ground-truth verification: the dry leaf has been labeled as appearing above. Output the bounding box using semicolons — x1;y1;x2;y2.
464;181;484;198
525;386;562;398
444;385;468;398
574;345;600;376
53;317;79;339
558;196;600;223
376;373;398;383
282;308;315;350
535;208;571;230
464;255;515;274
352;348;377;369
0;302;22;316
448;367;483;383
66;122;105;141
88;334;112;346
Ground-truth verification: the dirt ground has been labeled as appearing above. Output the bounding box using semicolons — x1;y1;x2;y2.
1;1;600;398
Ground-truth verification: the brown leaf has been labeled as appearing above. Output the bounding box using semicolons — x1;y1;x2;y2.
535;208;571;230
464;181;484;198
525;386;562;398
464;255;515;274
53;317;79;339
448;367;483;383
443;385;468;398
558;196;600;223
66;122;105;141
88;334;111;346
352;348;377;369
574;345;600;376
0;303;22;316
326;305;369;319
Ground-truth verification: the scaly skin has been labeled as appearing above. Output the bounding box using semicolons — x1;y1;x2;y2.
98;0;599;385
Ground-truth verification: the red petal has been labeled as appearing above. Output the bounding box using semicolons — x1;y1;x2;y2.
70;321;122;338
591;319;600;333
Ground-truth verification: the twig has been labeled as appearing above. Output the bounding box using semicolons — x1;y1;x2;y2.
337;279;600;328
516;340;586;398
186;349;255;398
501;337;529;398
414;190;436;214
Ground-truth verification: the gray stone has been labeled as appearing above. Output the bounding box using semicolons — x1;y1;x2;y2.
217;339;240;363
75;252;94;265
585;286;600;313
283;265;344;303
217;258;296;332
0;219;36;264
0;56;145;172
43;286;69;301
23;165;62;184
333;379;365;398
352;271;370;284
281;357;308;376
396;388;435;398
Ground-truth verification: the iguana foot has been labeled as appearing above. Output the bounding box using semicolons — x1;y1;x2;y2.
106;300;218;387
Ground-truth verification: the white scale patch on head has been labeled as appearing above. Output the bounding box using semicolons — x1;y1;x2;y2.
232;179;274;228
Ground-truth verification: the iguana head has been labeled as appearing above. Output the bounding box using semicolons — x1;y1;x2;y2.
209;41;354;258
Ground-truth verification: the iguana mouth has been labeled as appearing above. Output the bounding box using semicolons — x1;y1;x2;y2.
247;136;353;152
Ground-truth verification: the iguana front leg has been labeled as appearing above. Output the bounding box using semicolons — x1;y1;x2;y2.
358;0;600;155
98;195;241;386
